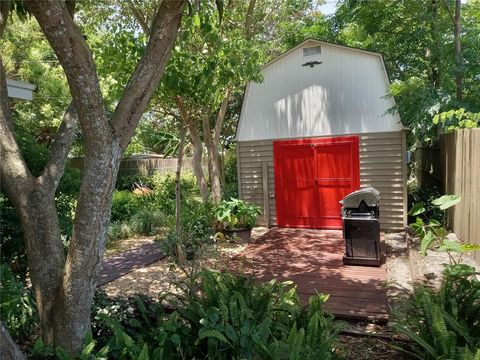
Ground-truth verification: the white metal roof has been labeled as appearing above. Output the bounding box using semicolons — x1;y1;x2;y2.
236;39;403;142
7;79;36;101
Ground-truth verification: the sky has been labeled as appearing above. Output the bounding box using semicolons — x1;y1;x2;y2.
319;1;338;16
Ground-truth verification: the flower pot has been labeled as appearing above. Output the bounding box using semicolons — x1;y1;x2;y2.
223;228;252;243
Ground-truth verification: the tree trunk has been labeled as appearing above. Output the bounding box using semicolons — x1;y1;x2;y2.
429;0;441;89
19;187;66;345
175;96;209;202
206;87;231;203
175;123;186;264
50;141;122;350
1;0;185;353
454;0;462;101
202;111;222;203
1;322;26;360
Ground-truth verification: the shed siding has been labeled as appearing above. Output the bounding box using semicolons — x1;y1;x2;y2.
237;40;403;142
238;131;407;231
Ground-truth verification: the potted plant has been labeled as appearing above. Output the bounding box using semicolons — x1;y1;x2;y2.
214;198;261;242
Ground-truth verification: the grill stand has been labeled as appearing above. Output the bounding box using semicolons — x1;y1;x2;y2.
341;188;382;267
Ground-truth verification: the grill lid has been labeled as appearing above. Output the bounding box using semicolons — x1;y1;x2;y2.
340;187;380;208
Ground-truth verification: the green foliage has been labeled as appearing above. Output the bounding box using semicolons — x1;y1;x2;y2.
409;194;480;259
433;108;480;133
31;271;342;359
107;221;134;248
110;191;146;223
134;122;180;156
131;209;166;236
0;194;26;272
161;202;214;260
0;264;37;342
334;0;480;143
409;186;445;223
223;146;238;199
215;198;262;230
115;173;153;191
395;264;480;359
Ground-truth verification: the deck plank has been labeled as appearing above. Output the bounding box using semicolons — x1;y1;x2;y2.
229;228;388;321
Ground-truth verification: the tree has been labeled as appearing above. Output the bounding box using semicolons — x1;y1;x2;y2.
161;0;317;202
333;0;480;142
0;0;185;352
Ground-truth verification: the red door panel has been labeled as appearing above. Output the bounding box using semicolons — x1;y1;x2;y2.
315;138;359;228
274;136;360;229
274;144;318;227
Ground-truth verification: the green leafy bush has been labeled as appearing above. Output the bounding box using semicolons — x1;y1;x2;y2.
395;264;480;359
30;271;342;359
223;146;238;199
0;194;26;273
131;209;167;235
215;198;261;230
115;173;153;191
150;171;200;215
0;263;37;341
168;270;343;360
110;190;145;223
160;201;214;260
408;186;445;223
107;221;134;247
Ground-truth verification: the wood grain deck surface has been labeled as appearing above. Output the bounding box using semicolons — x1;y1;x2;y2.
229;228;388;321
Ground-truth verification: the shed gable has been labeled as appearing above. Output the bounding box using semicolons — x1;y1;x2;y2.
237;40;403;142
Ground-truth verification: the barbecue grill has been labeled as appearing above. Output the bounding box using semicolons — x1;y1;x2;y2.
341;187;382;266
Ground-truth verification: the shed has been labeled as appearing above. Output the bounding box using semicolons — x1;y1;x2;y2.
236;39;407;231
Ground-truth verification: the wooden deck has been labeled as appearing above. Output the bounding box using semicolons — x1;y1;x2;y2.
229;228;388;321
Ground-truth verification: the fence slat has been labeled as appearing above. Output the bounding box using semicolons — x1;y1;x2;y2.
418;129;480;262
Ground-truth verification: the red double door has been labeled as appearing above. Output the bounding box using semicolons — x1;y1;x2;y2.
274;136;360;229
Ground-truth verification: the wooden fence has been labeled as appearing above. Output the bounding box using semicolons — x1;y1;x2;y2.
440;129;480;262
70;155;205;177
415;141;442;190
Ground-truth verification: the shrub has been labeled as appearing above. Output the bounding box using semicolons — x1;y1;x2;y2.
165;270;343;360
214;198;262;230
150;171;200;215
0;263;37;342
160;202;214;260
107;221;134;247
30;272;342;359
0;194;26;274
131;209;167;235
395;264;480;359
223;146;238;199
115;173;153;191
110;190;145;223
408;185;444;223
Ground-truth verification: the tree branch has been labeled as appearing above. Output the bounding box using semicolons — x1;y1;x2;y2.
0;322;27;360
65;0;76;20
0;57;33;198
40;102;78;190
0;0;9;37
244;0;256;40
213;86;231;146
110;0;186;150
441;0;455;23
28;1;109;148
127;0;150;34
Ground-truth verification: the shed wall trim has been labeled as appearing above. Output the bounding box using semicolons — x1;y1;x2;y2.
237;132;407;231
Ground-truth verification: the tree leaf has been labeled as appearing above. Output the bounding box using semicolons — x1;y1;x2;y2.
431;195;461;210
420;230;435;255
437;239;464;254
195;329;230;345
409;202;426;216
